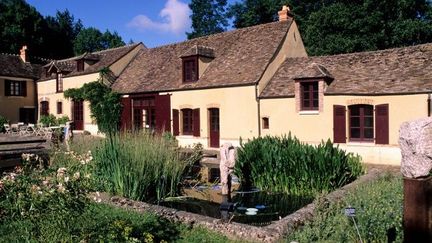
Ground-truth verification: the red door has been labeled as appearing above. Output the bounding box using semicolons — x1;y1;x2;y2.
73;100;84;130
209;108;220;148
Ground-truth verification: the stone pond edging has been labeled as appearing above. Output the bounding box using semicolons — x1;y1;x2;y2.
94;168;388;242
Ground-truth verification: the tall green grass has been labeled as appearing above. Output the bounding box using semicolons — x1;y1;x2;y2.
94;132;188;202
235;134;364;196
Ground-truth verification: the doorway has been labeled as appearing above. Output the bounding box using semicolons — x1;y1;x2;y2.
208;108;220;148
72;100;84;130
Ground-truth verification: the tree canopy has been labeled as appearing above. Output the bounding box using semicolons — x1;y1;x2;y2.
222;0;432;55
187;0;229;39
0;0;125;59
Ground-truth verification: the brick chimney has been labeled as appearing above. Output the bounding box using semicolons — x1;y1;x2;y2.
20;45;28;62
278;5;293;21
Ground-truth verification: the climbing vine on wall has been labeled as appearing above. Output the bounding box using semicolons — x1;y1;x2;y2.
64;71;121;134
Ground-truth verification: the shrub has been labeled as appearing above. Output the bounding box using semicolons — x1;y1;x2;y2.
287;174;403;242
235;134;364;196
39;114;70;126
0;115;8;132
94;131;189;202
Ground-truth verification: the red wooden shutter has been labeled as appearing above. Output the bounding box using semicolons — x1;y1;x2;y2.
21;81;27;96
120;97;132;131
375;104;389;144
173;109;179;136
333;105;346;143
155;94;171;132
4;80;10;96
193;108;200;137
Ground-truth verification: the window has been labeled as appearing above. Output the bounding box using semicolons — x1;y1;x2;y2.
57;101;63;114
77;60;84;72
349;105;374;142
182;57;198;82
5;80;26;96
300;81;318;110
262;117;269;129
56;73;63;93
40;101;49;116
182;109;193;135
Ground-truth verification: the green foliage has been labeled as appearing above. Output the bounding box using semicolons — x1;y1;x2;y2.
287;174;403;242
0;115;8;132
304;0;432;55
64;78;121;134
187;0;229;39
226;0;432;55
74;27;125;55
235;134;364;196
93;132;189;202
39;114;70;126
39;114;57;126
0;0;123;59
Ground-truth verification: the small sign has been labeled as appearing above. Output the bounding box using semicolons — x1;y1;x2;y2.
345;207;356;217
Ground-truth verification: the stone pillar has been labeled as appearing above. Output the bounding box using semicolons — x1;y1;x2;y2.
399;117;432;242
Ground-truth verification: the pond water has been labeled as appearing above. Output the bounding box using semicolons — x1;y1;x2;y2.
160;189;314;226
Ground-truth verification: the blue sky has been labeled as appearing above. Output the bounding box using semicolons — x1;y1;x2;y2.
26;0;239;48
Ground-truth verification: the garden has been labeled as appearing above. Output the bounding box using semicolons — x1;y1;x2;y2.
0;129;404;242
0;79;404;241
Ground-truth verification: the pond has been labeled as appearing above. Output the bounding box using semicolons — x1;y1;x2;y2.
160;187;314;226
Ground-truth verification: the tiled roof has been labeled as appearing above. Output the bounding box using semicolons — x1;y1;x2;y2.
180;45;216;58
261;43;432;97
294;63;333;80
112;20;292;94
0;54;42;79
39;43;142;81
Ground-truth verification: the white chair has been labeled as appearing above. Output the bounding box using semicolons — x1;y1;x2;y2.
3;124;12;134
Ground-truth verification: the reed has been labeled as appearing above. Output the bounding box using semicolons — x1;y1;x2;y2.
94;131;188;202
235;134;364;196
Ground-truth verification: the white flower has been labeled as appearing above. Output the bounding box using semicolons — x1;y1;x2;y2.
84;174;91;179
64;176;70;183
73;172;80;180
57;183;65;193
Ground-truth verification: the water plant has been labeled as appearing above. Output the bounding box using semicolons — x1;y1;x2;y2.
93;131;189;202
235;134;364;196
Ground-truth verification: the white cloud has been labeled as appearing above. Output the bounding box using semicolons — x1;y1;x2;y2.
128;0;191;35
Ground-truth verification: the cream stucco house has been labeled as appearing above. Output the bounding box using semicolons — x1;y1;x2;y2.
0;46;43;124
37;43;144;133
113;7;306;148
113;6;432;165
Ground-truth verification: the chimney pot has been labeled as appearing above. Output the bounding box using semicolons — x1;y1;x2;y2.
20;45;28;62
278;5;292;22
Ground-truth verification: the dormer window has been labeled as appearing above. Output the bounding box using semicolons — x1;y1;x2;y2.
180;45;215;83
182;56;198;82
77;60;84;72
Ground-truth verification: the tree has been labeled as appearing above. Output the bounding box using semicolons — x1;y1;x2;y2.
304;0;432;55
74;28;125;55
0;0;46;57
43;10;83;58
227;0;282;29
187;0;228;39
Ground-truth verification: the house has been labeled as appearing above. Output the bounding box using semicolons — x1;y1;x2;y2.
113;6;306;148
113;6;432;165
37;43;144;133
260;44;432;165
0;46;43;124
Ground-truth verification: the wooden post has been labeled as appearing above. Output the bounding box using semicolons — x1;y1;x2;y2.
403;176;432;242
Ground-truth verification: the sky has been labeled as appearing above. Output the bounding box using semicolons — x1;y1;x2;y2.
26;0;239;48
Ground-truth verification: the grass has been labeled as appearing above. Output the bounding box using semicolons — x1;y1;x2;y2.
93;132;190;202
286;173;403;242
